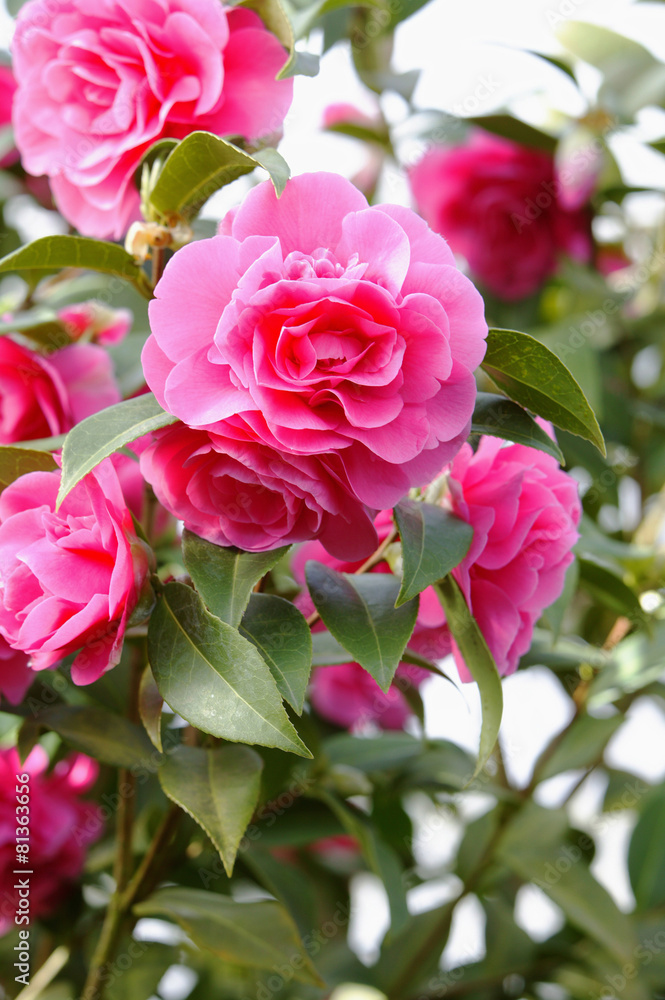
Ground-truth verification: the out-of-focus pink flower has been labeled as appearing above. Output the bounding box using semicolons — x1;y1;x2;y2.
555;127;603;211
444;434;581;679
0;746;101;932
12;0;293;239
0;462;152;685
0;338;120;444
0;638;32;704
0;64;17;168
58;302;132;346
409;131;592;300
142;172;487;560
310;660;425;731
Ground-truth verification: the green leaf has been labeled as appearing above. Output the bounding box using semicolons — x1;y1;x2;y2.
628;792;665;910
249;147;291;196
37;705;155;769
0;236;153;299
497;802;637;963
57;393;178;507
133;887;324;986
481;328;605;455
536;713;624;782
374;903;455;997
138;665;163;753
159;744;263;876
0;447;57;491
182;530;290;627
305;562;419;691
316;789;409;933
578;558;647;626
323;732;424;773
0;308;72;351
239;593;312;714
435;576;502;780
149;132;290;221
467;114;557;152
471;392;565;463
393;499;473;606
234;0;294;59
148;582;310;756
17;717;41;765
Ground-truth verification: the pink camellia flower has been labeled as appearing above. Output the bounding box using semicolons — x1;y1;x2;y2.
143;172;488;555
310;660;425;731
58;301;132;346
0;746;101;933
0;461;152;685
0;64;18;169
0;638;33;704
409;131;592;300
0;338;120;443
12;0;293;240
443;434;581;679
140;419;379;559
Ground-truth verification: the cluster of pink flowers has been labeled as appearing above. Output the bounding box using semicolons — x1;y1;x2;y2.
0;746;101;932
295;431;580;731
409;131;592;300
140;171;488;560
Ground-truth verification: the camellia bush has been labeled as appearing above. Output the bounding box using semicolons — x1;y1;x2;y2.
0;0;664;998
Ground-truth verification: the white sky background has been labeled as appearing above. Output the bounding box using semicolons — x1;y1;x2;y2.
1;0;665;984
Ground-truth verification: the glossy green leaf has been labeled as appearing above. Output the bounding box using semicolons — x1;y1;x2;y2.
0;236;153;298
305;562;419;691
133;887;324;986
393;499;473;606
497;803;637;963
536;713;624;782
628;792;665;910
0;447;57;491
138;665;163;753
149;132;289;220
159;744;263;876
471;392;565;462
148;582;310;757
57;393;177;507
435;576;502;780
37;705;155;769
239;593;312;713
481;328;605;455
182;530;290;627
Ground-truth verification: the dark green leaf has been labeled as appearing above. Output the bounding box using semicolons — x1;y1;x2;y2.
467;114;557;152
628;792;665;910
435;577;502;780
323;732;423;773
37;705;155;769
374;903;455;997
133;887;324;986
316;789;408;933
0;236;152;299
305;562;419;691
481;328;605;454
138;665;163;752
148;582;310;756
182;530;290;627
239;593;312;713
149;132;289;221
159;744;263;876
536;713;624;782
17;717;41;766
578;558;647;626
57;393;178;507
394;499;473;606
471;392;565;462
0;447;57;491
